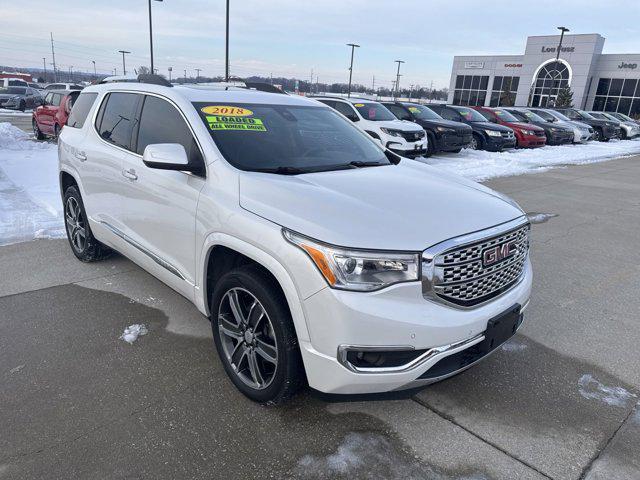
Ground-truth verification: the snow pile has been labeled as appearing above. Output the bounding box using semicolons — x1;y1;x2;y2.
578;374;636;407
0;122;63;246
0;108;33;116
120;324;149;344
423;138;640;181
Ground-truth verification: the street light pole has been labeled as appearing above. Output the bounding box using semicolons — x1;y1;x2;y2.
394;60;405;99
148;0;163;74
346;43;360;98
225;0;230;81
92;60;96;78
42;58;47;83
118;50;131;75
552;26;570;106
195;68;201;83
168;66;172;82
68;66;73;82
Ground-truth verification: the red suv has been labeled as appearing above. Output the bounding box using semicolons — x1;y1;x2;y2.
32;90;79;139
472;106;546;148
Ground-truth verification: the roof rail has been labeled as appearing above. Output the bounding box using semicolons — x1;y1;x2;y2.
137;74;172;87
244;82;286;94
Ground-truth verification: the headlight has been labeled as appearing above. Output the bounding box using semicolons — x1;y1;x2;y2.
519;129;536;136
380;127;403;137
485;129;502;137
283;229;420;291
550;127;559;132
436;126;455;133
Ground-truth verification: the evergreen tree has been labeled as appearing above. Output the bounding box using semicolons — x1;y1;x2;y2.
555;86;574;108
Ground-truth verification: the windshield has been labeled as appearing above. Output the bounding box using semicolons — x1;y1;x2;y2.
578;111;596;120
193;102;390;173
453;107;489;122
516;110;546;123
589;112;607;120
531;109;556;122
601;113;619;122
404;104;441;120
0;87;26;95
353;102;396;121
548;110;571;122
493;109;520;122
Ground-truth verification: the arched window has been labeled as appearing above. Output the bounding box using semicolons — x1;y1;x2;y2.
528;60;571;107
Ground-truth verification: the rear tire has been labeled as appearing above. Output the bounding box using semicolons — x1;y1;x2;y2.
32;119;45;140
211;264;305;404
54;124;61;139
424;133;435;157
19;100;26;112
63;186;112;262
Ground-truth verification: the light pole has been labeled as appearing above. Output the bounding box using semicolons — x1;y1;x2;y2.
148;0;163;73
42;57;47;83
118;50;131;75
168;66;172;82
225;0;230;81
551;26;570;106
346;43;360;98
184;69;187;83
394;60;405;99
92;60;96;78
195;68;201;83
68;66;73;82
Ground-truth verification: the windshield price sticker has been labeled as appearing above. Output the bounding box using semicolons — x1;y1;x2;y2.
354;103;365;107
206;115;266;131
408;107;420;113
201;105;253;116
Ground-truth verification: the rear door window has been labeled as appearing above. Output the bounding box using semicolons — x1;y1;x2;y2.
438;107;462;122
333;101;359;120
385;104;412;120
96;92;140;151
67;92;98;128
135;95;205;175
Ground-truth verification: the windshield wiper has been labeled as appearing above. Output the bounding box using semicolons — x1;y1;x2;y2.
347;161;387;168
252;166;310;175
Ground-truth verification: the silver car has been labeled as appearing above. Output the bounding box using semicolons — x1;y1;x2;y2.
528;108;594;143
588;111;640;140
0;86;44;111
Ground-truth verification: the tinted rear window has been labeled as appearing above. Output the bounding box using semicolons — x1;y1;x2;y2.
67;92;98;128
353;102;395;121
96;93;140;151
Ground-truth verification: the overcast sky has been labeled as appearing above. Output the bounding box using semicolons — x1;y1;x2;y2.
2;0;640;88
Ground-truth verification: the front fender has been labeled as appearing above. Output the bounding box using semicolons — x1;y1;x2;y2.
197;232;311;343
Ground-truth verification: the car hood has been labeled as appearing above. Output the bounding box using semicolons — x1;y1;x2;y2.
239;161;524;251
415;118;472;131
470;121;512;132
509;121;544;131
0;94;20;100
372;119;423;132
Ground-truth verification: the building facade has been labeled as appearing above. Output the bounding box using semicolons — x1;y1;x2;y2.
447;33;640;118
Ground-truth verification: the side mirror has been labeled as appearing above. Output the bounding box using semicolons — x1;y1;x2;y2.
347;114;359;122
143;143;190;172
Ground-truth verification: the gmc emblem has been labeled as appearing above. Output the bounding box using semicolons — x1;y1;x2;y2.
483;240;518;267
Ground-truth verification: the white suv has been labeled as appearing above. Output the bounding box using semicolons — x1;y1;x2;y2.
58;79;532;403
312;96;427;158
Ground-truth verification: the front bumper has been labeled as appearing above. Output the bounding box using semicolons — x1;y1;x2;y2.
516;133;546;148
546;131;574;145
298;258;532;394
485;135;517;151
438;132;473;151
386;138;427;158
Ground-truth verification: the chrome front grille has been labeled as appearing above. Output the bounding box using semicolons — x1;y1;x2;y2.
422;219;530;308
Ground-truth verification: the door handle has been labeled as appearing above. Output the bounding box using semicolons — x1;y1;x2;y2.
74;152;87;162
122;168;138;181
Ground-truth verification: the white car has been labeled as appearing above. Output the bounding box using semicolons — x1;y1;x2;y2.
58;78;532;403
311;96;427;158
528;108;593;143
44;82;83;91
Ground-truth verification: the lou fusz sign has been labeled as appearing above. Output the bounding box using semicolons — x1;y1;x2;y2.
541;46;575;53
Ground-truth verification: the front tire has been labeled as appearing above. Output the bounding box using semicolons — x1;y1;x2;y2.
63;186;111;262
54;124;61;139
211;265;304;404
470;133;483;150
424;133;435;157
19;100;26;112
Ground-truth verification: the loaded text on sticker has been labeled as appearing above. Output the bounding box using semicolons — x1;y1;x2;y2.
206;115;266;131
408;107;420;113
354;103;365;107
201;106;254;116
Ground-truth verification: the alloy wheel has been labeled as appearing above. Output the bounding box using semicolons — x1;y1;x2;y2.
65;197;86;252
218;288;278;390
470;136;478;150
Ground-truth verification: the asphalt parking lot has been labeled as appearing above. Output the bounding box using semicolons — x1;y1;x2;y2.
1;156;639;480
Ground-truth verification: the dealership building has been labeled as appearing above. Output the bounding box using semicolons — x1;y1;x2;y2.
447;33;640;117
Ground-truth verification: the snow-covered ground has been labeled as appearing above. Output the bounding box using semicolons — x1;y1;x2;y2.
421;137;640;181
0;123;63;246
1;121;640;246
0;108;33;116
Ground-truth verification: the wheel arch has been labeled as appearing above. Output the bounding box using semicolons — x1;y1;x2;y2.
199;233;311;343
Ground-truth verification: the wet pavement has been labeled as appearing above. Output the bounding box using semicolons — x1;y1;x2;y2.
1;156;639;479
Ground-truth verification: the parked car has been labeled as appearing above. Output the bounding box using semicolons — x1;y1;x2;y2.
381;101;472;156
58;79;532;403
44;83;84;91
504;108;573;145
427;104;516;151
28;82;46;94
553;108;618;142
608;112;640;126
32;90;79;138
527;108;593;143
0;86;43;111
1;78;29;88
311;96;427;158
587;111;640;139
471;106;546;148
